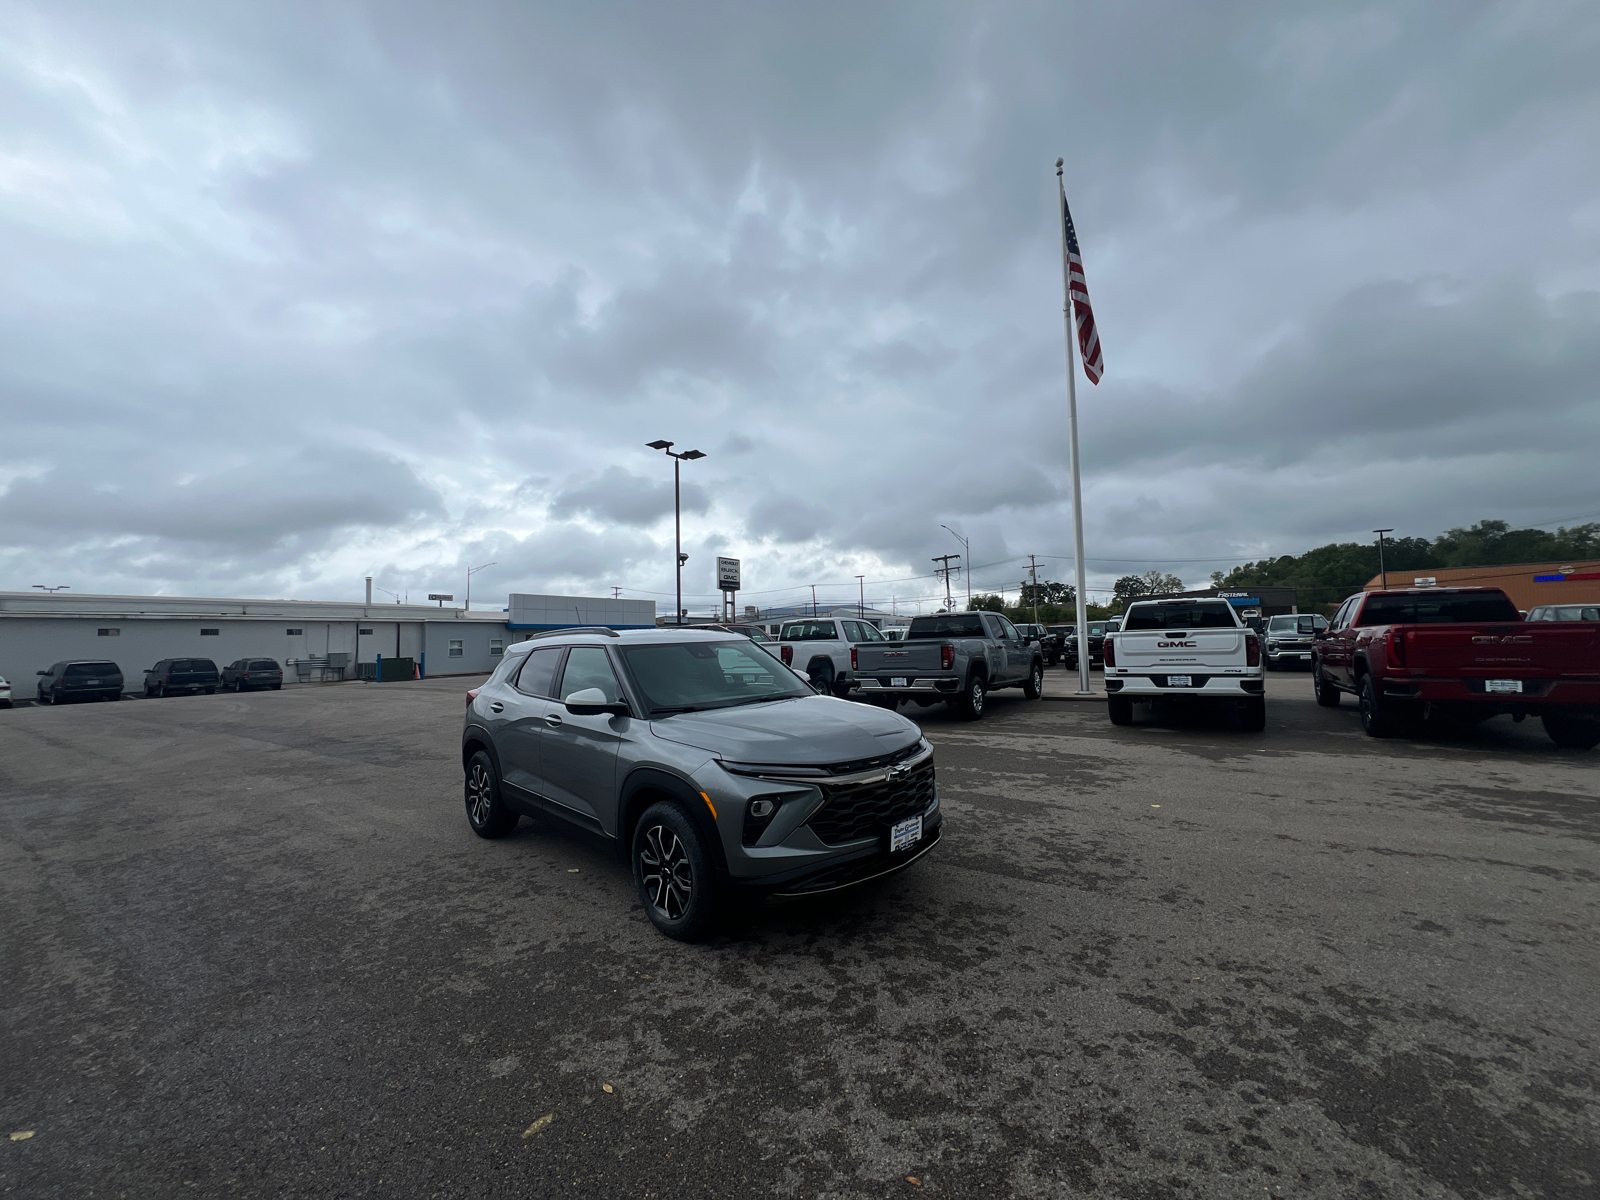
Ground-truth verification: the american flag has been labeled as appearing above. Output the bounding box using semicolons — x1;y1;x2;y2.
1062;197;1104;384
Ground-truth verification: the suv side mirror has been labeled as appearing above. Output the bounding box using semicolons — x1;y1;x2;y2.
564;687;629;717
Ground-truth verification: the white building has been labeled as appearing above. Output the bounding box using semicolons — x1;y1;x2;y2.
0;590;655;694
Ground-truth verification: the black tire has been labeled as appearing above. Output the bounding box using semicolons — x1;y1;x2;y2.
808;661;835;697
204;688;216;695
1358;675;1406;739
272;683;282;690
1543;713;1600;751
1238;697;1267;732
958;672;986;721
632;801;718;942
1108;695;1134;725
1312;661;1341;707
463;750;520;838
154;683;165;698
1023;660;1044;700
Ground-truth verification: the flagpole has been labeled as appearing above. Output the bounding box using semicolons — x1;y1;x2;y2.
1058;159;1092;695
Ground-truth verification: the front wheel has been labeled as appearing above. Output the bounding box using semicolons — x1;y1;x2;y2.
1312;661;1341;707
958;673;986;721
632;802;718;942
1543;713;1600;751
464;750;520;838
1023;660;1044;700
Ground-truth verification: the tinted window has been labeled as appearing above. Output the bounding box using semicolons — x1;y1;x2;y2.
514;647;563;697
908;614;987;639
781;622;837;641
559;647;622;704
1546;605;1599;621
1122;603;1238;631
252;660;279;670
619;641;811;713
65;662;118;677
1356;593;1521;626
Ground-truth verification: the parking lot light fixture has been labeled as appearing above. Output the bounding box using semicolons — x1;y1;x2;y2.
648;440;707;625
466;562;497;613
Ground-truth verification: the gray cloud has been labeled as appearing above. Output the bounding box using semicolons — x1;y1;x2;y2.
552;466;709;527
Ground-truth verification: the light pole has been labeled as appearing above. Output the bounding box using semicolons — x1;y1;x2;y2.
466;561;496;612
941;525;970;608
31;584;71;593
374;586;400;604
1373;529;1393;589
646;440;706;625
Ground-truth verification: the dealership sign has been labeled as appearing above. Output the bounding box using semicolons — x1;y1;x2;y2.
716;557;741;591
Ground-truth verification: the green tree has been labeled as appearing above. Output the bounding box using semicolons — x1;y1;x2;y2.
967;593;1007;613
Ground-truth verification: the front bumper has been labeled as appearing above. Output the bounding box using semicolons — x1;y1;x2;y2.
1105;674;1264;697
723;813;944;898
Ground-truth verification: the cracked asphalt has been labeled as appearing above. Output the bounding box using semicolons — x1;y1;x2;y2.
2;670;1596;1198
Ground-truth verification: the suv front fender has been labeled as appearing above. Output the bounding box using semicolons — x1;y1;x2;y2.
616;766;730;876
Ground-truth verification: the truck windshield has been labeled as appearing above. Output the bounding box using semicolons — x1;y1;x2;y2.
618;640;812;714
906;614;986;639
1356;593;1520;625
781;622;837;641
1123;603;1237;631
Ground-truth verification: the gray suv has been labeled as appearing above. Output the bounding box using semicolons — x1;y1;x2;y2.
461;628;942;941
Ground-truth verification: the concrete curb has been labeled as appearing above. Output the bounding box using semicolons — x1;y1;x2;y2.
1041;692;1106;702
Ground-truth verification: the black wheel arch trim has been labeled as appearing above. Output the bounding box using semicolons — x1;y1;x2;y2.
617;765;730;875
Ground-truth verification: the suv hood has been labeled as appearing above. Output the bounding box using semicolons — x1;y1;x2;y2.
650;695;920;764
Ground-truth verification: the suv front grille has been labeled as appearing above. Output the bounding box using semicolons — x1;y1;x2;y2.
807;760;936;846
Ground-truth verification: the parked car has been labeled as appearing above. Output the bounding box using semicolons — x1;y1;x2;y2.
460;628;941;941
775;617;890;696
1527;604;1600;622
1059;620;1117;669
36;660;124;704
0;674;11;707
1014;623;1063;665
853;610;1045;719
144;658;221;697
1103;599;1266;729
1262;613;1329;668
1312;587;1600;748
220;658;285;691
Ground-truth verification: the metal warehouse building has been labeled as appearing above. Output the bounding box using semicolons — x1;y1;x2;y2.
0;591;655;696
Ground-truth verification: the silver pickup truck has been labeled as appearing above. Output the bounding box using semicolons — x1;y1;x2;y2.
854;611;1046;720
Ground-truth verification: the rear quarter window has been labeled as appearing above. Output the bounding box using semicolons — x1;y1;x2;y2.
1122;603;1238;631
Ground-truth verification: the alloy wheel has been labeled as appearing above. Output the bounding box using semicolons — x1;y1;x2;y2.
638;824;693;920
466;762;494;827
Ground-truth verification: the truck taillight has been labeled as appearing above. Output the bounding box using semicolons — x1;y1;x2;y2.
941;644;955;670
781;645;793;666
1103;637;1115;667
1245;633;1260;667
1387;630;1408;667
850;647;858;671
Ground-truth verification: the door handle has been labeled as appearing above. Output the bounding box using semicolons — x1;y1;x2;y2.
544;714;563;728
490;702;504;713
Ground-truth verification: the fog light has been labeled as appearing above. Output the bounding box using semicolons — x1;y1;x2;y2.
742;794;786;846
749;798;776;819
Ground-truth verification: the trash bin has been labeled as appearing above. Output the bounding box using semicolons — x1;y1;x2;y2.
378;657;415;682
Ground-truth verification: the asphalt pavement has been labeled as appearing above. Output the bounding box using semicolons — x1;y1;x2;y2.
2;670;1596;1198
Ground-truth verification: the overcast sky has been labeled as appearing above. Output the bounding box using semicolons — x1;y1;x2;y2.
3;1;1597;614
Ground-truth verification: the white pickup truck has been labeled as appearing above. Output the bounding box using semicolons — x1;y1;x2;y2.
775;616;890;696
1102;597;1266;730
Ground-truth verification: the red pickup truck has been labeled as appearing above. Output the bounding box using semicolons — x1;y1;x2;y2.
1311;586;1600;749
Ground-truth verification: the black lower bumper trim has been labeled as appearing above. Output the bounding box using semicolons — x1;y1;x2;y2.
723;814;943;898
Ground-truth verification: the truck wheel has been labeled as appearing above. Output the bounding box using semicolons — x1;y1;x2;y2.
1358;675;1406;739
958;673;986;721
1107;696;1133;725
1542;713;1600;751
1237;697;1266;732
1023;661;1044;699
1312;662;1340;707
808;662;835;696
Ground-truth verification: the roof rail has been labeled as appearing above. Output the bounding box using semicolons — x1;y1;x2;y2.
521;625;620;640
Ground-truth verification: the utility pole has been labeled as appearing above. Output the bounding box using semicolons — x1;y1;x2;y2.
611;586;622;599
810;584;818;618
941;525;971;608
646;440;706;625
1027;554;1042;625
932;554;961;611
855;575;865;618
1374;528;1394;589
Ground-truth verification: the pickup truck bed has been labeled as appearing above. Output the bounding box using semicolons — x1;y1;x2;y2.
1104;599;1266;730
855;611;1045;720
1313;587;1600;748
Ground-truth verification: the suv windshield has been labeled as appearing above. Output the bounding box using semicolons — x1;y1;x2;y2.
907;614;986;639
1123;603;1238;631
780;622;837;641
1356;593;1520;625
619;640;813;714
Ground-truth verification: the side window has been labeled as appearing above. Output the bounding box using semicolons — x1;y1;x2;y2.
858;623;884;642
979;613;999;639
842;621;863;642
514;647;563;698
998;617;1020;641
559;647;622;703
1334;599;1357;630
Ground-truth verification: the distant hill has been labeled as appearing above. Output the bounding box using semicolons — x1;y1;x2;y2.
1211;520;1600;611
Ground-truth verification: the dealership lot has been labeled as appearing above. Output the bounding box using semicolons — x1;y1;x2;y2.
2;675;1595;1197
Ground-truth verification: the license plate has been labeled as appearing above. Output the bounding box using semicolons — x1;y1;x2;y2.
889;815;922;853
890;677;908;688
1485;679;1522;694
1167;675;1192;687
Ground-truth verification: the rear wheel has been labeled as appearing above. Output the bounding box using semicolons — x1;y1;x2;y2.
632;801;718;942
1108;696;1134;726
957;673;986;721
1237;697;1267;732
1358;675;1407;739
1543;713;1600;751
1023;660;1044;700
808;661;835;696
1312;661;1340;707
464;750;519;838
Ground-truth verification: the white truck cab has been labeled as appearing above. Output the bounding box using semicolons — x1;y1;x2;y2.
1103;598;1266;730
775;617;887;696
